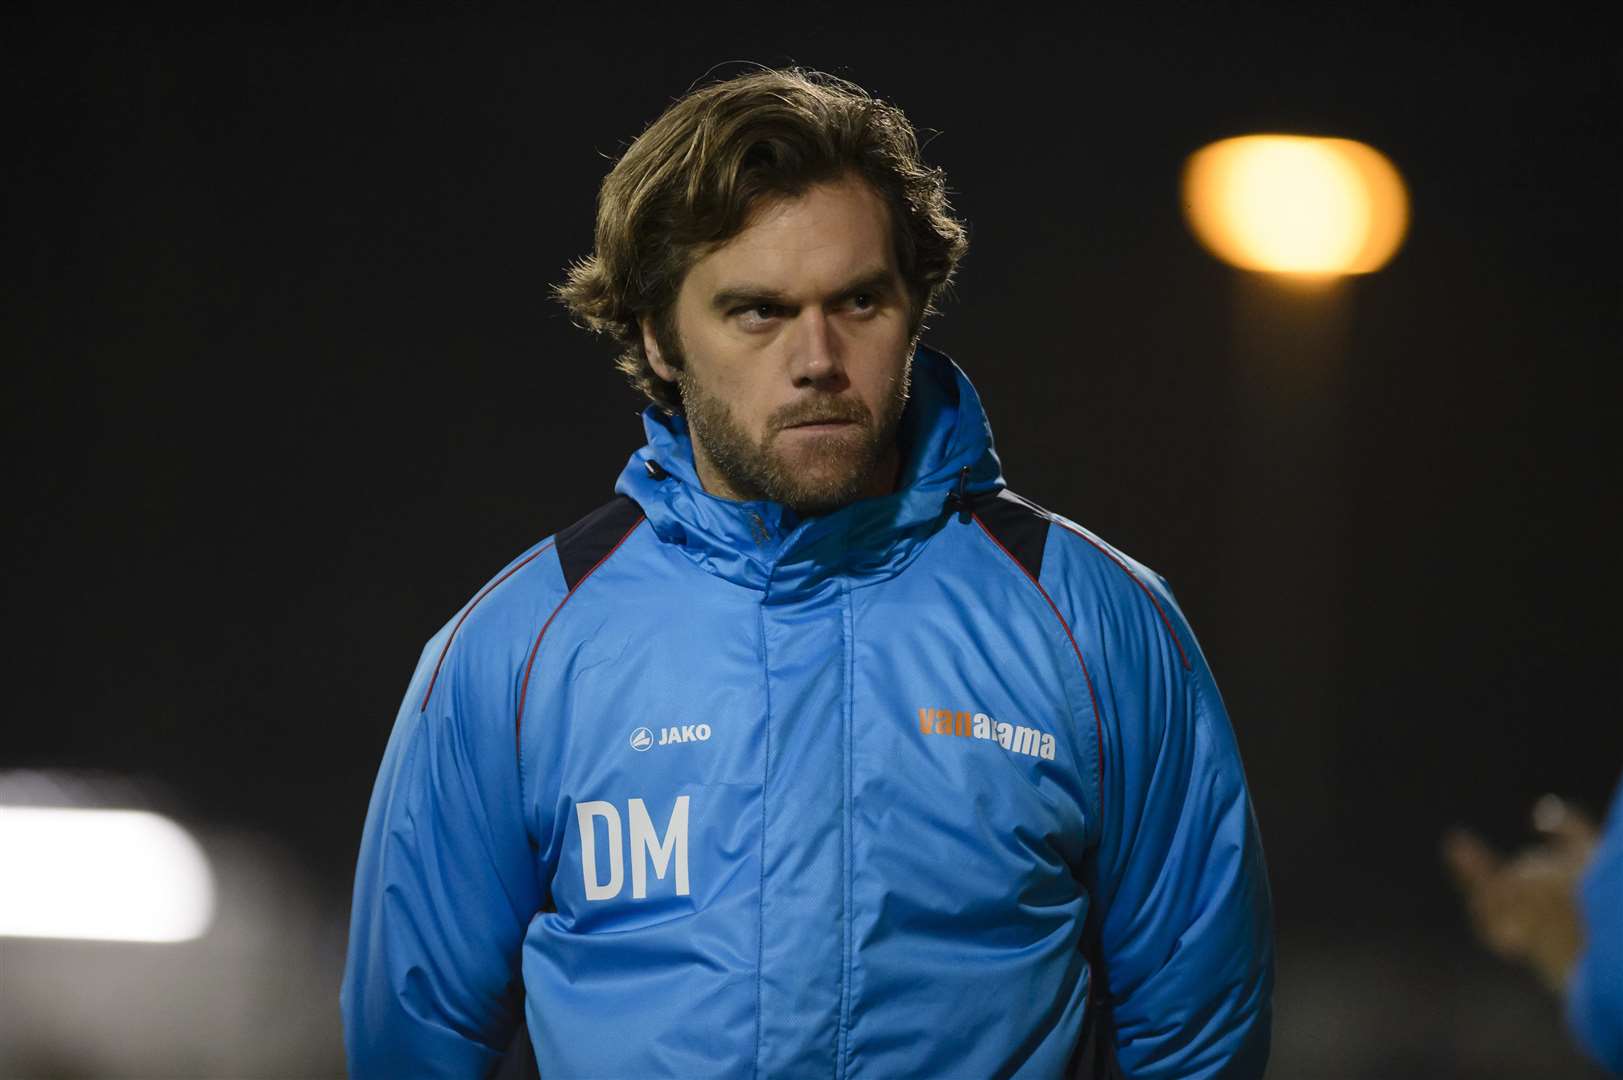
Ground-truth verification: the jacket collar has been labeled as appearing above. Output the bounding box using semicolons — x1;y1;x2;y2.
614;344;1004;596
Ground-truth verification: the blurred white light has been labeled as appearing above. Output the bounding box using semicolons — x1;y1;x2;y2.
0;806;215;942
1182;134;1409;275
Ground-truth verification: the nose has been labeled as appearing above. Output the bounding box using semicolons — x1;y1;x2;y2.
788;310;846;389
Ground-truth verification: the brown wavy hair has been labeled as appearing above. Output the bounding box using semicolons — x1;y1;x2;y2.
554;67;970;414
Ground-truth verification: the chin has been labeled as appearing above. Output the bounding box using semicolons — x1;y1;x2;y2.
778;473;874;516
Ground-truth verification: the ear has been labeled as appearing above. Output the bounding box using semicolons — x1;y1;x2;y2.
641;314;681;383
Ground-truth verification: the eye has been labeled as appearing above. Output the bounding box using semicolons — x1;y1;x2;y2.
731;303;782;326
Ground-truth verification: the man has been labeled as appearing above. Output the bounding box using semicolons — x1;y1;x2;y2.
342;68;1273;1078
1572;779;1623;1073
1446;779;1623;1074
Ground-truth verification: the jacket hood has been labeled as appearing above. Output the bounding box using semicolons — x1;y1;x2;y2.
614;344;1005;594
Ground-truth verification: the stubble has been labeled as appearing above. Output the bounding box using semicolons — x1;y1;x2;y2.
677;363;911;517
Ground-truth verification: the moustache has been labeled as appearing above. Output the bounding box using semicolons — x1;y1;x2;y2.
771;399;872;432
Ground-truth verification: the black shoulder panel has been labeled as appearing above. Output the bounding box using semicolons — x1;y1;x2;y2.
554;494;644;592
974;489;1052;581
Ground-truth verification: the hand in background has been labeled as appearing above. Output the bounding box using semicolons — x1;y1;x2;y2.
1443;795;1599;993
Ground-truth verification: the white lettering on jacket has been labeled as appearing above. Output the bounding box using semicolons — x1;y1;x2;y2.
917;707;1057;762
656;724;711;746
576;796;691;902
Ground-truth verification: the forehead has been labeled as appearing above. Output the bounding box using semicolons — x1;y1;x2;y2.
682;176;898;296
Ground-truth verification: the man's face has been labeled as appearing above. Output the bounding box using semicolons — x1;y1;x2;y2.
642;174;915;516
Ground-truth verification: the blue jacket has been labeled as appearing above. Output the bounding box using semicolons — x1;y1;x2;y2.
1570;772;1623;1074
341;346;1274;1078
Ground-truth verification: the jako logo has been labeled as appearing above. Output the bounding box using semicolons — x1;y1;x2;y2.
658;724;711;746
629;727;653;751
917;707;1056;761
576;796;690;902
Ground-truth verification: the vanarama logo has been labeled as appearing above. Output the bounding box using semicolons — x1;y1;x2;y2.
918;707;1056;762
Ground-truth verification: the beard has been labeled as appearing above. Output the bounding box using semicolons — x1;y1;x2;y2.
674;357;912;517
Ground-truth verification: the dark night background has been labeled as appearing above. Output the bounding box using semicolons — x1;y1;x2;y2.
4;8;1618;1077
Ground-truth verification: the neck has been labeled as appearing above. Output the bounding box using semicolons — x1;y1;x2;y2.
688;439;748;503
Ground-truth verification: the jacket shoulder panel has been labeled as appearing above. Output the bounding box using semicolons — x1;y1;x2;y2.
972;489;1186;660
419;493;647;730
970;489;1052;580
972;489;1204;844
554;494;645;591
1036;511;1192;674
1032;501;1203;834
513;496;647;744
965;489;1105;842
417;533;569;716
431;494;649;672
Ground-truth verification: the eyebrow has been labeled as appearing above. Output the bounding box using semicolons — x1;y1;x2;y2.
708;268;898;313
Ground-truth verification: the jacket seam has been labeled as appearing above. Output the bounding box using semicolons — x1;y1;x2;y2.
514;519;645;761
972;513;1107;838
836;576;856;1078
419;541;557;713
753;599;770;1080
1049;518;1192;671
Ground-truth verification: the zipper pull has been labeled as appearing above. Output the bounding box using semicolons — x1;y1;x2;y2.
748;511;771;546
948;465;973;522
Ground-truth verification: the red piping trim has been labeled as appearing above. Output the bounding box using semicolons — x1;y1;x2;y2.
420;541;556;713
973;512;1107;824
514;517;645;754
1050;519;1192;672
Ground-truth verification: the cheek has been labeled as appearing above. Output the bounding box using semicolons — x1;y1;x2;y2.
740;396;781;442
856;338;911;398
704;366;775;437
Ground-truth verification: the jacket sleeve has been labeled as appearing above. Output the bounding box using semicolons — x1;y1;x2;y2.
1064;557;1273;1079
1569;771;1623;1075
341;624;544;1079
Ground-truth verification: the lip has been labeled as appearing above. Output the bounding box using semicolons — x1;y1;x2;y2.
779;422;856;435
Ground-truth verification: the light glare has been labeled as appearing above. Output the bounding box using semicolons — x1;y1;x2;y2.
0;806;215;942
1183;135;1409;275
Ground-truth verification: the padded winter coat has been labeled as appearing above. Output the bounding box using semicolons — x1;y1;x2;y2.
342;346;1274;1079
